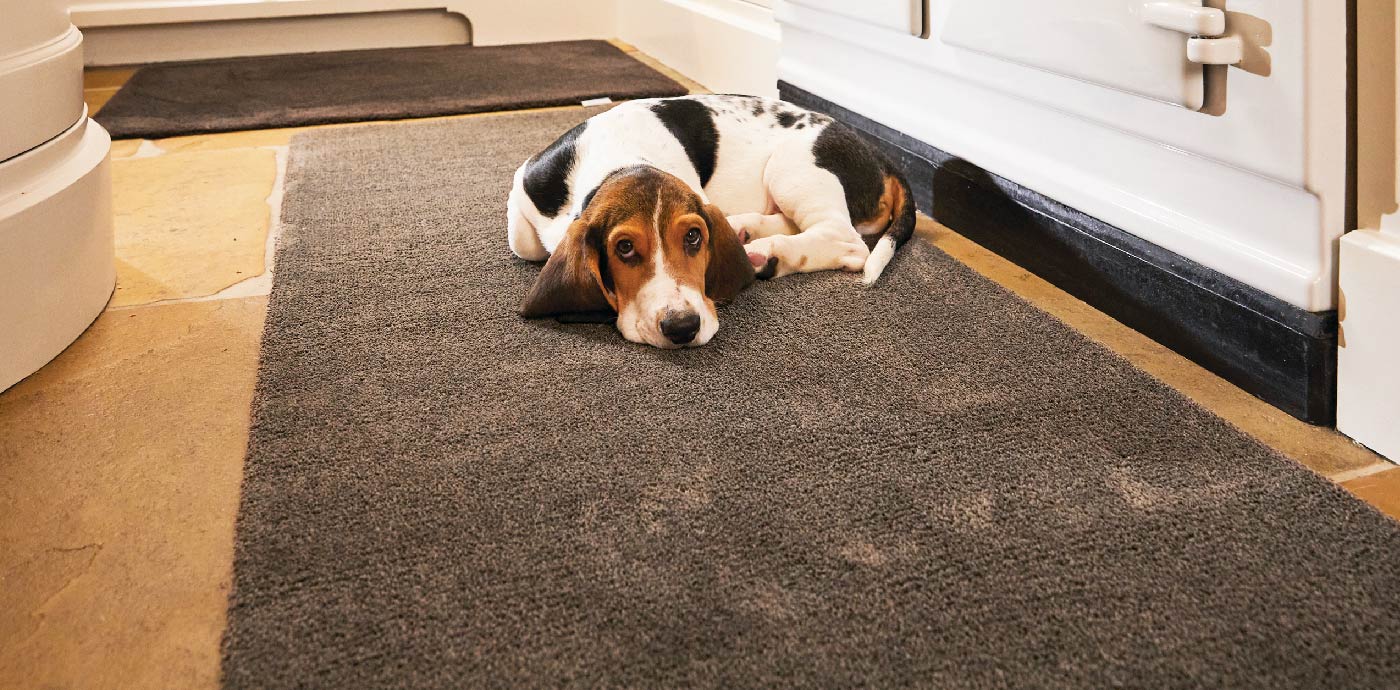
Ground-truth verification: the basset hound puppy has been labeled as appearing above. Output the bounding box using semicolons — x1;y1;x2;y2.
507;95;916;348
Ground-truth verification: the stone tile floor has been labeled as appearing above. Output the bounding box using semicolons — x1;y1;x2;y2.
1;40;1393;690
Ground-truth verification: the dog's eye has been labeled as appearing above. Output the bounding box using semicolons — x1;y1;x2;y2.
616;239;635;258
684;228;702;247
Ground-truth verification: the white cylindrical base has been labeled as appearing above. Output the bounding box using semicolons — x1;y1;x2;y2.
0;115;116;392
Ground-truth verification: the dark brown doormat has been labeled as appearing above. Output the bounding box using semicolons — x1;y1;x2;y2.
94;40;686;140
223;109;1400;689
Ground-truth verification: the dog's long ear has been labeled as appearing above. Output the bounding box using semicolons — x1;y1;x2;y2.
519;218;616;318
701;204;756;305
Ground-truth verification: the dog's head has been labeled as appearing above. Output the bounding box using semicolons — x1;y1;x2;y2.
519;166;755;348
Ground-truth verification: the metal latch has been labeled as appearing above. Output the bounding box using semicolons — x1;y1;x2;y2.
1142;1;1242;65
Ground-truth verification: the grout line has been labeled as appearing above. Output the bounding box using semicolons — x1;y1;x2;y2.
1330;462;1398;483
129;140;166;159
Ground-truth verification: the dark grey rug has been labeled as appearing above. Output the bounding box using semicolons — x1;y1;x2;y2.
223;108;1400;689
95;40;686;139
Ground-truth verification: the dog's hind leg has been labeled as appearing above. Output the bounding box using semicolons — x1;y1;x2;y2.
726;212;799;243
743;139;869;279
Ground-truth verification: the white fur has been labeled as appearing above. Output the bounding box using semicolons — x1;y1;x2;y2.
528;103;709;255
862;234;897;286
509;96;898;346
742;137;870;278
509;96;870;265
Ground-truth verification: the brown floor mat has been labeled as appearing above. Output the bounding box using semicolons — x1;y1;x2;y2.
94;40;687;139
222;108;1400;689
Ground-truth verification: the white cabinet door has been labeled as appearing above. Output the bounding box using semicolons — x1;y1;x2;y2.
783;0;927;37
941;0;1209;109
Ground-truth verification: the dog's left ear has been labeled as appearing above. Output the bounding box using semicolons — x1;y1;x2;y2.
701;204;756;304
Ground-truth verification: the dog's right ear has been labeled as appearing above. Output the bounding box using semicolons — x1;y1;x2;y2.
701;204;756;305
519;218;616;318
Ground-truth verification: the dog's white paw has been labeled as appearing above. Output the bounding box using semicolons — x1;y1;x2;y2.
744;240;779;279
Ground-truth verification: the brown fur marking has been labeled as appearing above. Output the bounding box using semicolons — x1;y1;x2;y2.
521;165;753;319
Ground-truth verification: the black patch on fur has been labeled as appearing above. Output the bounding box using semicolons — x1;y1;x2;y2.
755;256;779;280
752;103;766;117
523;121;586;218
775;111;799;128
578;184;600;215
812;123;886;225
584;223;616;295
651;99;720;187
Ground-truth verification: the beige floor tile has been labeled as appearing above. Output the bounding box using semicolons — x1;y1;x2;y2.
112;148;277;307
84;68;135;91
84;88;120;115
922;220;1387;479
0;296;267;690
1343;468;1400;521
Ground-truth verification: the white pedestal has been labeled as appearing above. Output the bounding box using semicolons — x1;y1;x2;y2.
1338;229;1400;462
0;115;115;392
1;0;115;392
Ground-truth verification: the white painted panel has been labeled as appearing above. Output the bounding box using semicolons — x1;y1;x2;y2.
81;11;469;65
784;1;1312;188
1339;1;1400;457
70;0;617;48
618;0;780;97
783;0;925;36
781;44;1324;307
942;0;1205;109
777;0;1347;311
69;0;450;26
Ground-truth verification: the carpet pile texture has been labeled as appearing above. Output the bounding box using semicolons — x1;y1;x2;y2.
222;108;1400;689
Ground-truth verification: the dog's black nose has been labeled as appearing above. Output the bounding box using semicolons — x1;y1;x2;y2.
660;311;701;345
